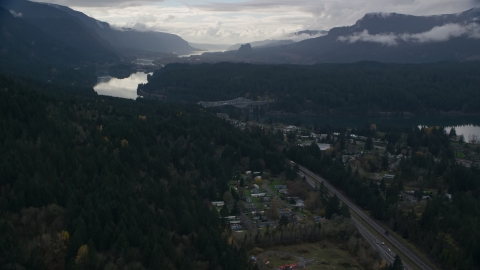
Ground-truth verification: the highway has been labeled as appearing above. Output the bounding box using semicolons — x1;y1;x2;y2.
296;163;433;270
352;217;406;268
301;172;404;267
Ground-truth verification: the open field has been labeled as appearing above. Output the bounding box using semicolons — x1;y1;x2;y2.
254;242;364;270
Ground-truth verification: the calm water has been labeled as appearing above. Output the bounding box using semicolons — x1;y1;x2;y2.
446;125;480;142
94;72;151;99
135;59;155;66
267;115;480;139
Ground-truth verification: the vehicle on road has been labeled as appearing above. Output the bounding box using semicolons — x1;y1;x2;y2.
381;242;385;245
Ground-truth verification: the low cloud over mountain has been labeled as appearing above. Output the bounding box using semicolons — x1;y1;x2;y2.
338;23;480;46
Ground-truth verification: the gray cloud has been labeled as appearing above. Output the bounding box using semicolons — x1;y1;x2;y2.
29;0;480;44
164;15;176;23
337;30;399;46
9;10;23;17
338;23;480;45
31;0;163;7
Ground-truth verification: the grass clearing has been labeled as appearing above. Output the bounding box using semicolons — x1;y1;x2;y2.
255;242;363;270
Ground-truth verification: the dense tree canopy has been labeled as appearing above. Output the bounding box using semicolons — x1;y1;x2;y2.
0;74;276;269
140;62;480;115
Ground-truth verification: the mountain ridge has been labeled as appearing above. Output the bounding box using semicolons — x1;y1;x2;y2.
244;8;480;63
0;0;197;56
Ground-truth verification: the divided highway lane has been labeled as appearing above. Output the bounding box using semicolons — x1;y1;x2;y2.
296;163;433;270
303;171;404;268
352;217;410;269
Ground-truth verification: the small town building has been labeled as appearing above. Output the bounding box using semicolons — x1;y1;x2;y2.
211;201;225;207
258;220;276;228
317;143;331;151
382;174;395;180
216;113;229;119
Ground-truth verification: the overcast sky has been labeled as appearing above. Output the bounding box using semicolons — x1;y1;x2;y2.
32;0;480;44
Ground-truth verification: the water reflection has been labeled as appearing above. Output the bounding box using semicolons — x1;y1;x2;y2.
267;114;480;139
135;59;154;66
94;72;150;99
178;51;204;58
446;125;480;142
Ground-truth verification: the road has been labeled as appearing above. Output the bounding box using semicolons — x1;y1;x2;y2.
352;217;403;267
240;212;255;230
302;172;403;267
296;163;433;270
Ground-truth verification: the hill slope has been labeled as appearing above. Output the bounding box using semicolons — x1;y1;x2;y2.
140;62;480;115
1;0;196;56
0;7;98;84
0;0;118;63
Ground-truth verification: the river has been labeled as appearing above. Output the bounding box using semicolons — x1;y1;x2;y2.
94;72;151;100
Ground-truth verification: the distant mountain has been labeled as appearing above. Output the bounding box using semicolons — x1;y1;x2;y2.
1;0;197;56
236;43;253;57
0;7;85;79
0;0;118;64
51;4;197;55
248;8;480;63
228;39;295;50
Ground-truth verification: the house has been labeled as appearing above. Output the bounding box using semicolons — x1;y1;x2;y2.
245;196;252;203
211;201;225;207
251;189;266;197
216;113;229;119
254;176;262;181
294;199;305;208
252;210;265;215
245;204;258;212
258;220;276;228
253;171;261;176
231;224;242;231
278;209;291;217
445;194;453;200
317;143;331;151
422;195;431;200
279;189;288;195
382;174;395;180
274;185;287;190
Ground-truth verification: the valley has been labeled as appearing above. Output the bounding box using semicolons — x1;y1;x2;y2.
1;1;480;270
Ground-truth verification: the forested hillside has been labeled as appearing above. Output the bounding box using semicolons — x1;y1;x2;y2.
0;74;288;269
140;62;480;115
2;69;480;269
0;7;99;86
